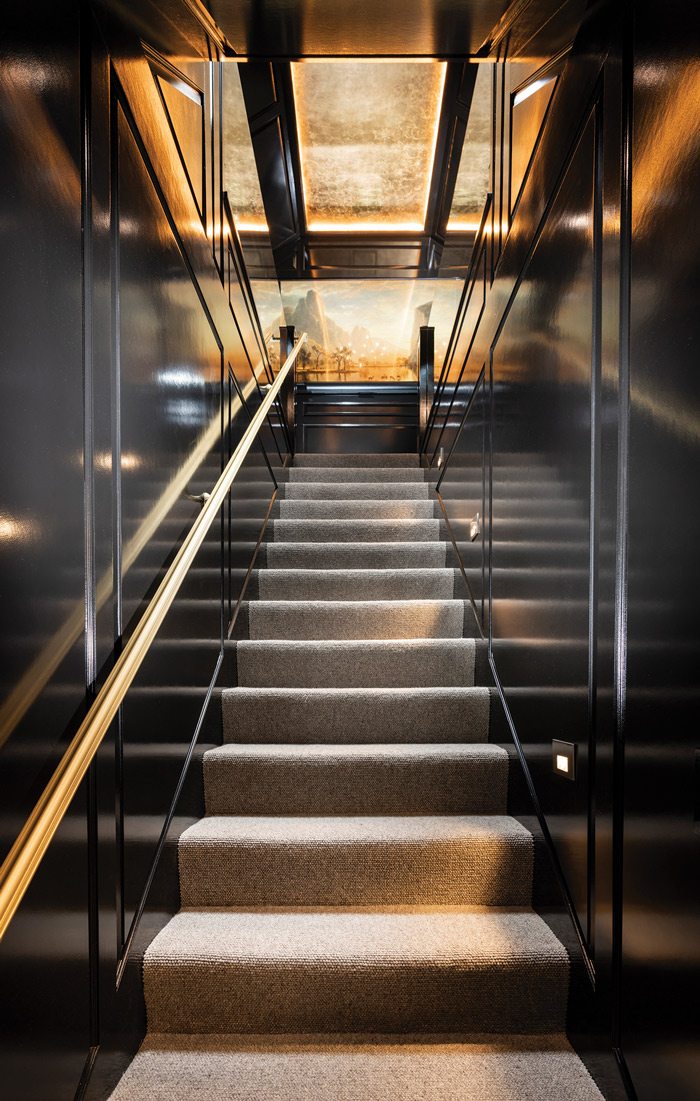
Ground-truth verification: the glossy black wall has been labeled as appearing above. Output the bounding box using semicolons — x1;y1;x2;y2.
0;2;289;1098
619;5;700;1097
425;3;700;1098
0;7;90;1096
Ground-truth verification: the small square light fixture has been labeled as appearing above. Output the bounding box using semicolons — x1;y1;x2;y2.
552;739;577;781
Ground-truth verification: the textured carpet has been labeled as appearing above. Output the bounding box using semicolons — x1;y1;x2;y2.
235;639;476;688
278;498;437;519
109;1033;604;1101
108;451;594;1100
178;816;533;907
143;909;569;1034
265;540;448;569
289;465;426;482
294;452;420;467
285;480;430;499
247;599;466;639
203;743;509;815
272;518;441;542
257;567;456;601
221;686;491;744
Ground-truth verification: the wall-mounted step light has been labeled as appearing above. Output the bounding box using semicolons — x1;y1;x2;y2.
552;739;577;781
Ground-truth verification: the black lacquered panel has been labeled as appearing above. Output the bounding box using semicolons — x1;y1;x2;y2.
620;12;700;1095
115;102;223;629
0;8;85;824
0;9;91;1095
490;114;597;951
113;100;227;947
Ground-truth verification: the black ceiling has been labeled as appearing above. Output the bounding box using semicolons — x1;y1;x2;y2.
204;0;513;58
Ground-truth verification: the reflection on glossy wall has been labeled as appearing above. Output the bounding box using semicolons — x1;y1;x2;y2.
491;115;596;950
291;61;446;229
281;278;462;381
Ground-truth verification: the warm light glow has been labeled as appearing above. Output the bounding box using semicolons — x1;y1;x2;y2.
222;65;268;230
446;220;482;232
292;61;447;232
308;221;424;233
556;754;570;774
513;76;556;107
235;221;270;233
120;452;142;472
0;515;40;543
422;64;447;223
449;63;492;228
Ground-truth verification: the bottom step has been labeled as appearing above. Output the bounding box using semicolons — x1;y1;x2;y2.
109;1033;604;1101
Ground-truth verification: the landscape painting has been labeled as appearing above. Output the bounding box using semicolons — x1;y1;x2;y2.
280;279;463;382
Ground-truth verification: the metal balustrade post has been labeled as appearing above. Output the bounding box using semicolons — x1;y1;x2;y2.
419;325;435;449
279;324;296;456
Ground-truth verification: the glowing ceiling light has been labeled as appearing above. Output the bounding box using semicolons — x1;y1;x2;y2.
446;220;482;232
308;221;424;233
292;61;447;233
235;222;270;233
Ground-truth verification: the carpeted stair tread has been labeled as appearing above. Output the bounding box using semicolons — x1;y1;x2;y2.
108;1033;605;1101
178;815;533;907
290;467;426;482
266;541;448;569
294;453;419;467
143;908;570;1034
272;518;440;542
108;446;584;1099
257;568;455;601
221;686;490;744
235;638;476;688
279;499;436;519
203;743;508;814
285;481;430;499
247;599;468;640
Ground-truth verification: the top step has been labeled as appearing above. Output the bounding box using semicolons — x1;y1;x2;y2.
295;453;420;468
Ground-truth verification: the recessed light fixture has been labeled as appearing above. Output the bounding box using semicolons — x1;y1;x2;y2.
552;739;577;781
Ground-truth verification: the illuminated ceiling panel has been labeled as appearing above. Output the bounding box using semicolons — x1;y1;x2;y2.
448;63;493;231
291;61;447;231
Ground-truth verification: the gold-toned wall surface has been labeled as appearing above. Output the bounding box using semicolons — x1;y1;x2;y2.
222;63;267;230
291;61;446;230
448;62;492;230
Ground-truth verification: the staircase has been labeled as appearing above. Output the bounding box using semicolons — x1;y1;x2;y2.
109;452;604;1100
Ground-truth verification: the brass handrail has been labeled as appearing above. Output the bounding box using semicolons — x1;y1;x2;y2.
0;333;307;940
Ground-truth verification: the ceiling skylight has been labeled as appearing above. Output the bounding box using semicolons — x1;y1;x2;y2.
291;61;447;232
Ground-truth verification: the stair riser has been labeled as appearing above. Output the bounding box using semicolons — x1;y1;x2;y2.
235;640;476;688
144;960;569;1034
265;543;448;569
295;453;420;468
285;482;430;499
290;468;426;483
272;519;441;542
246;600;470;641
204;753;506;815
257;569;456;601
278;501;438;520
178;836;533;907
221;688;490;744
